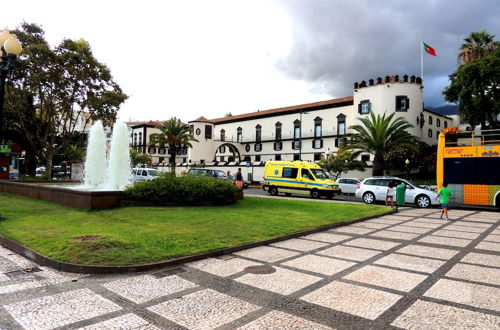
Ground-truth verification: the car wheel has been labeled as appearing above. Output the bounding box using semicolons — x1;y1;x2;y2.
269;187;279;196
310;189;320;199
415;195;431;208
363;192;375;204
496;194;500;210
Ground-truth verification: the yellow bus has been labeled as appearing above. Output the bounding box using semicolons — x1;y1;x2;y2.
437;127;500;208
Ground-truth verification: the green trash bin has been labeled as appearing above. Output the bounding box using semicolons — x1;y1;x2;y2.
396;183;406;210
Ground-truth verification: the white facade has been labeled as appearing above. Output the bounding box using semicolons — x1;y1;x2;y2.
187;75;457;166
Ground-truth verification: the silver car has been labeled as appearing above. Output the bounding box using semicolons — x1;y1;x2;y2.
355;176;439;208
337;178;361;195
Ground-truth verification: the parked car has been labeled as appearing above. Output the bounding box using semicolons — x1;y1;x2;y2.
187;168;249;188
337;178;361;195
131;168;160;182
355;176;439;208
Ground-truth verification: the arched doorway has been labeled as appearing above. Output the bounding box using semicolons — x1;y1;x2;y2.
214;143;241;163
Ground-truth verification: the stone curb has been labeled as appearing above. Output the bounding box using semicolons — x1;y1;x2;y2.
0;209;395;274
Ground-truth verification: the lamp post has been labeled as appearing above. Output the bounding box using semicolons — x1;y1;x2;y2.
0;29;23;145
405;158;410;180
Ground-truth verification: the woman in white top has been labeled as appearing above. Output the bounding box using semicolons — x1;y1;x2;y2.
386;182;395;207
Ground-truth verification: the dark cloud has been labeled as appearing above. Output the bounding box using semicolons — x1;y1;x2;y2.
275;0;500;106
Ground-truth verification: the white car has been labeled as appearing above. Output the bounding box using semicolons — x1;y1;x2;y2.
131;168;160;182
337;178;361;195
355;176;439;208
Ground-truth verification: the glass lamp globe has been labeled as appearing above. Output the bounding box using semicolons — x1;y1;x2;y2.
4;35;22;55
0;29;10;49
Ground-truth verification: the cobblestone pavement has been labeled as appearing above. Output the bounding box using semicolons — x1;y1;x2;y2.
0;208;499;329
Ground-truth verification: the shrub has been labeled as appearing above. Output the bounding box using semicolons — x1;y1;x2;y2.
124;175;240;204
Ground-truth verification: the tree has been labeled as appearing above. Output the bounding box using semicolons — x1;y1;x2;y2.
458;31;499;65
130;149;152;168
317;150;365;180
444;47;500;129
5;23;127;178
343;112;417;176
384;142;437;178
149;118;198;175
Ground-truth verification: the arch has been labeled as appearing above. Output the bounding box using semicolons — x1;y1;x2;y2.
214;142;242;163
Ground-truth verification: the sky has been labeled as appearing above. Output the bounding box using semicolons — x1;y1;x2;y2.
2;0;499;123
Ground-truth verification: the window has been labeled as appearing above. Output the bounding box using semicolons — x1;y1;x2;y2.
428;129;433;138
292;140;300;150
189;125;194;134
274;142;282;151
358;100;371;114
293;154;300;161
149;134;156;143
158;148;166;154
396;96;410;111
243;156;251;161
437;119;441;127
283;167;298;178
138;132;142;145
148;147;156;154
361;154;370;162
444;121;448;128
314;153;322;161
429;116;433;125
220;129;225;141
255;155;261;161
245;144;251;152
294;120;301;139
275;122;282;141
337;114;346;135
301;169;314;180
237;127;242;143
254;143;262;152
133;133;137;146
205;125;212;139
195;128;201;135
314;117;322;137
159;157;164;163
255;125;261;142
219;145;226;153
313;139;322;149
275;154;282;161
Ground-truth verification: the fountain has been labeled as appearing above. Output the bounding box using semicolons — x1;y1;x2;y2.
0;121;132;209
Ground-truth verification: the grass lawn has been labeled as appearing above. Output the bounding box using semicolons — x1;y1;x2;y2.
0;193;390;266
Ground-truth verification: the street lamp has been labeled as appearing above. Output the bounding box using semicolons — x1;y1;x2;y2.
0;29;22;144
405;158;410;179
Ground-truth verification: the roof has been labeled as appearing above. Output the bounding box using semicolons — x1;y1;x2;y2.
428;104;458;116
190;96;353;124
423;108;454;120
127;120;163;128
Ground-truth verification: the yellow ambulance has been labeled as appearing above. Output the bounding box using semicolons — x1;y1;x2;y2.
263;161;340;199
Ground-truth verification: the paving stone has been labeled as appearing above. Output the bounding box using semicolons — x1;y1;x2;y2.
370;230;419;241
391;299;500;329
367;218;406;225
460;252;500;268
77;313;160;330
379;215;414;221
445;225;488;233
418;235;471;247
234;246;301;262
0;279;50;294
188;257;262;277
475;241;500;252
235;266;322;295
148;289;259;330
395;245;460;260
317;245;381;261
344;265;427;292
331;226;375;235
103;274;197;304
302;232;352;244
424;279;500;312
301;281;402;320
3;288;121;330
351;222;390;230
271;238;330;252
374;253;445;273
344;238;401;251
403;221;443;229
237;310;332;329
432;229;480;240
446;263;500;286
465;217;498;223
386;225;432;234
282;255;356;276
484;234;500;243
452;221;494;228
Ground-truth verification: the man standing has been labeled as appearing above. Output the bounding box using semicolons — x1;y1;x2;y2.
436;182;452;221
235;168;243;189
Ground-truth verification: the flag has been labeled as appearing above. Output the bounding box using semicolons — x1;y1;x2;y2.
423;42;436;56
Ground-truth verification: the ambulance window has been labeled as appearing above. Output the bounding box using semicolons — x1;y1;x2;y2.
301;169;314;180
282;167;298;178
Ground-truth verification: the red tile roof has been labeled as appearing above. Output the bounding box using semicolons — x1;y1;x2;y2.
126;120;164;127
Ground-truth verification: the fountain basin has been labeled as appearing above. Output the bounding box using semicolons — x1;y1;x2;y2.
0;181;123;209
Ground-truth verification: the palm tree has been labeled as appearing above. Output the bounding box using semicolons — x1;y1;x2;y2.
458;31;499;65
149;118;198;174
343;112;417;176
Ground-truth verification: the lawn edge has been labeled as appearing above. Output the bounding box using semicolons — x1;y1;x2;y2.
0;209;395;274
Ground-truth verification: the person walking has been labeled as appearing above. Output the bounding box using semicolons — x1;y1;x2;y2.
395;182;406;212
386;182;395;207
436;182;452;221
235;168;243;189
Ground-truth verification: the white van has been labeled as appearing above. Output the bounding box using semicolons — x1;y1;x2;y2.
131;168;159;182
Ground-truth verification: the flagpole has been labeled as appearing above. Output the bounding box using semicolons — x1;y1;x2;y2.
420;41;424;84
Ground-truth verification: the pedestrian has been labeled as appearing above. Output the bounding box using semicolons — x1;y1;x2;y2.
395;181;406;212
436;182;452;221
235;168;243;189
226;170;231;179
386;182;395;207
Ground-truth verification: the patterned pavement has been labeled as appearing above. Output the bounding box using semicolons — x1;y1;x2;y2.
0;208;499;329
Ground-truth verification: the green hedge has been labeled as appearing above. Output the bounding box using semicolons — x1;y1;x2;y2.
124;175;240;203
